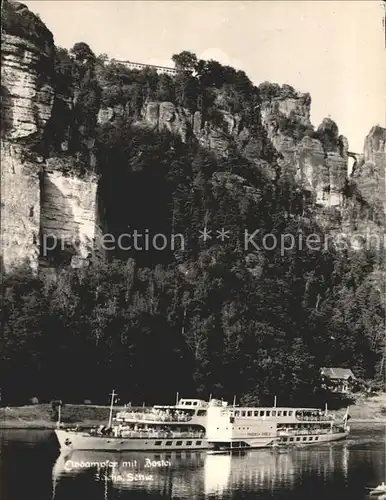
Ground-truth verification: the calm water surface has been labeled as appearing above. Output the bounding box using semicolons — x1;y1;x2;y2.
0;425;384;500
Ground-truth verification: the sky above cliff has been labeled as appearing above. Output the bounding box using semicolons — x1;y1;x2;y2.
24;0;385;153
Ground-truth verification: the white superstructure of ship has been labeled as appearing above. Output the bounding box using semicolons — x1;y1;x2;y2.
205;402;350;451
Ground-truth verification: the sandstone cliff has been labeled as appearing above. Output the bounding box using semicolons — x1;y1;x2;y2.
1;0;385;275
41;159;101;265
97;86;352;210
1;0;101;273
1;0;54;273
1;1;55;144
342;126;386;250
352;126;386;210
0;142;41;273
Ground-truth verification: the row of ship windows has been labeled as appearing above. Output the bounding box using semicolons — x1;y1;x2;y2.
230;410;293;417
282;436;319;442
154;440;202;446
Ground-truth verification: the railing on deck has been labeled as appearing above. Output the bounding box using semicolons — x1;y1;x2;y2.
112;429;205;439
115;411;193;423
277;427;341;436
294;414;335;422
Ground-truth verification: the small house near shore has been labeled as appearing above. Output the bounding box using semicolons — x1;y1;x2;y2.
320;367;357;394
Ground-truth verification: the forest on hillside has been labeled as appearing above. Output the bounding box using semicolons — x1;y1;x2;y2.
1;39;384;406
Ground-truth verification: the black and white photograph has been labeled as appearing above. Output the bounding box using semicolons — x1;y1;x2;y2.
0;1;385;499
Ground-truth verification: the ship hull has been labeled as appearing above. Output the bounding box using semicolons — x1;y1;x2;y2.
277;430;349;446
207;436;277;451
55;430;208;451
207;430;348;451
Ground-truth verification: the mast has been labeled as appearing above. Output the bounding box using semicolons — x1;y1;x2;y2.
56;402;61;429
343;406;350;429
108;390;117;428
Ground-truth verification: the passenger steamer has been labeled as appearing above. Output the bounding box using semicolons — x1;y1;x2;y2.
54;391;350;452
206;403;350;451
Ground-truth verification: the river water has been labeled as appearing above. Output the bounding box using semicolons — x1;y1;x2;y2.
0;424;384;500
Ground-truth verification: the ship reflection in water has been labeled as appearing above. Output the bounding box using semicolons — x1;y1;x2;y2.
51;443;353;499
203;446;350;496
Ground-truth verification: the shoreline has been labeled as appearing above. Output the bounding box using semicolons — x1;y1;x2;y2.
1;418;386;431
1;395;385;430
1;419;385;430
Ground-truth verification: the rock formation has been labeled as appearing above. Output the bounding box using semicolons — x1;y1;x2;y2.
1;0;385;275
1;0;102;274
0;143;41;273
341;126;386;252
352;126;386;210
1;0;54;273
41;159;101;265
1;4;55;143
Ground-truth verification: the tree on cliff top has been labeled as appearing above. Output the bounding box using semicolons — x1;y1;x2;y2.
70;42;96;64
316;118;339;152
172;50;198;72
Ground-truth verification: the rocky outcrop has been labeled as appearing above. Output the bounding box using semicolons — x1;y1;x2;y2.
1;1;101;274
97;81;266;166
142;101;191;142
260;91;349;207
1;34;55;143
40;159;101;266
363;125;386;164
1;1;54;273
326;152;347;207
260;91;312;139
339;126;386;252
0;143;41;273
353;126;386;210
295;137;327;203
1;2;55;144
74;86;379;231
99;100;192;143
270;132;348;207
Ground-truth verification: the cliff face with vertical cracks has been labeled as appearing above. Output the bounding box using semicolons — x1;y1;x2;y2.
259;94;349;210
103;89;351;209
0;143;42;273
1;0;101;273
41;159;101;266
100;99;256;159
1;0;54;273
343;126;386;248
1;34;54;142
353;126;386;210
1;0;385;275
